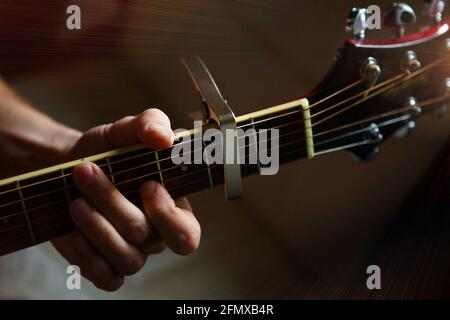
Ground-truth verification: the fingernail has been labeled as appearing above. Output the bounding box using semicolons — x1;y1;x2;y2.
141;181;159;198
70;198;91;219
75;161;94;182
147;123;174;143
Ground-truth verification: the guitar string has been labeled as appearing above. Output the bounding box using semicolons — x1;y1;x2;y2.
310;51;448;117
0;113;428;240
0;60;447;225
0;49;448;200
311;57;446;126
2;54;447;200
0;111;445;247
0;119;308;213
0;77;366;197
310;73;407;118
0;121;398;238
2;55;449;247
0;82;437;213
0;93;445;236
0;109;308;198
0;59;434;198
315;94;450;137
1;134;307;237
1;51;448;204
0;64;444;213
0;106;433;244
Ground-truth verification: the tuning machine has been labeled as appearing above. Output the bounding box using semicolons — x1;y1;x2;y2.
365;123;384;144
383;2;417;37
346;7;368;39
351;124;384;162
360;57;381;89
394;97;421;138
401;50;422;72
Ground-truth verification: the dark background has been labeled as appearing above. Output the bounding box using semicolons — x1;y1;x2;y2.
0;0;449;298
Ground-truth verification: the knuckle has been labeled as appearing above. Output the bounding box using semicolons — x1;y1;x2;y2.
141;238;167;255
69;198;93;224
148;241;167;255
175;225;201;255
124;215;148;244
100;123;115;147
103;186;118;203
119;254;146;276
141;108;170;125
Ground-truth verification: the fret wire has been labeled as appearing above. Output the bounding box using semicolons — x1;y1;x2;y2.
0;120;306;215
105;157;116;184
0;92;422;217
2;169;229;239
1;64;437;212
4;66;435;205
9;132;362;249
15;181;36;245
0;108;306;198
61;168;71;206
0;82;380;199
154;151;165;187
2;59;446;252
1;143;311;246
2;219;75;250
4;96;413;219
250;117;261;175
202;139;214;189
4;106;414;230
0;132;306;229
0;62;443;199
97;118;303;182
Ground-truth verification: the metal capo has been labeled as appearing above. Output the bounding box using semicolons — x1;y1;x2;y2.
181;56;242;200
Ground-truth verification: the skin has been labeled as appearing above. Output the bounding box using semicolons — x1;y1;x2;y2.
0;79;201;291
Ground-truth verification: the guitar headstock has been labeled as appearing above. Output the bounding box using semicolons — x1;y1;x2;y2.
308;1;450;161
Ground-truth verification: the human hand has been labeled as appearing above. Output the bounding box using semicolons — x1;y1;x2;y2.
52;109;201;291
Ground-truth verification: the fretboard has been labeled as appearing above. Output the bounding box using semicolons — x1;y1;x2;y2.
0;100;309;256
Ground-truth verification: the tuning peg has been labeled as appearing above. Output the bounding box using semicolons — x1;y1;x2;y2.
346;7;368;39
360;57;382;88
350;124;384;162
366;123;384;144
395;97;421;138
383;2;417;37
424;0;446;23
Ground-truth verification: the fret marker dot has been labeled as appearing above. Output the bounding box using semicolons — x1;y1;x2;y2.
182;165;188;172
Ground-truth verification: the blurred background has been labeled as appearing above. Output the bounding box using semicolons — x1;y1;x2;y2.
0;0;449;299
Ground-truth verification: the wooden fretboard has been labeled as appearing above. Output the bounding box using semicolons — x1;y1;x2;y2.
0;100;310;256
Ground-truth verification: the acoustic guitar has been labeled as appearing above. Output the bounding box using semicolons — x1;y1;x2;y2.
1;4;449;256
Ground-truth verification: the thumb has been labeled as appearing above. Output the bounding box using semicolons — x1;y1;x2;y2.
73;108;175;155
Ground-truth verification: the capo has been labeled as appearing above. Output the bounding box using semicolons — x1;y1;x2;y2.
181;56;242;200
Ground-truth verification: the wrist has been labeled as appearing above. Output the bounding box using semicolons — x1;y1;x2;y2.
0;117;82;176
49;122;83;161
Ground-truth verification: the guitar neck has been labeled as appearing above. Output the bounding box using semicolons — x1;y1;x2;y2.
0;100;309;256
